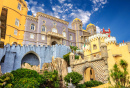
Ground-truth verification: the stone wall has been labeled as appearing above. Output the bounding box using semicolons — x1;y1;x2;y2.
0;44;71;74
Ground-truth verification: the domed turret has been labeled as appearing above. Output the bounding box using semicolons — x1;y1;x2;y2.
86;23;96;35
73;18;81;22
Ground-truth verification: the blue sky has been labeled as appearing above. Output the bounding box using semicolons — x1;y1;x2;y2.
25;0;130;43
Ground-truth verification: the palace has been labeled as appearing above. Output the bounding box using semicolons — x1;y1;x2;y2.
0;0;98;49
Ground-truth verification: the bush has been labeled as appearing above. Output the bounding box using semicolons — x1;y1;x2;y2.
43;70;59;88
63;52;79;66
76;84;86;88
0;73;14;88
84;80;103;87
64;72;83;86
11;68;45;87
13;78;40;88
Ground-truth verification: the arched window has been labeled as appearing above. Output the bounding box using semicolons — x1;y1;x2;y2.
70;34;73;40
31;24;35;30
42;25;46;32
62;32;66;37
52;28;57;33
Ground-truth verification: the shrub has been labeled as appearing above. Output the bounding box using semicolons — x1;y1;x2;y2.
64;72;83;86
13;78;40;88
11;68;45;87
0;73;14;88
76;84;86;88
84;80;103;87
43;70;59;88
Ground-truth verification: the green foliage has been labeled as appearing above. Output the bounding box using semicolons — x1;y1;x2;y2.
76;84;86;88
64;72;83;85
70;46;78;53
11;68;45;87
84;80;103;87
109;59;130;88
0;73;14;88
43;70;59;88
63;52;79;66
63;52;71;66
13;78;40;88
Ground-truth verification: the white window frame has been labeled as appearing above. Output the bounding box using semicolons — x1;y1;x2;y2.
42;25;46;32
30;34;34;39
31;24;35;30
70;34;73;40
15;18;19;26
52;28;57;33
14;29;18;35
41;35;45;40
62;32;66;37
17;3;21;10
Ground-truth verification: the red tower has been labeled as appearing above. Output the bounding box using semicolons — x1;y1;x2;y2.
100;28;111;37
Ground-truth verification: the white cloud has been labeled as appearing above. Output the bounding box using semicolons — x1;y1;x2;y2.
96;26;101;33
58;0;66;3
28;0;38;5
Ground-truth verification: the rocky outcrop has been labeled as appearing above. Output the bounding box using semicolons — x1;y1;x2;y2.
42;56;68;80
21;63;40;72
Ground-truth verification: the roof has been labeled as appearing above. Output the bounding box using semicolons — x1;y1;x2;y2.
73;18;81;22
87;23;95;28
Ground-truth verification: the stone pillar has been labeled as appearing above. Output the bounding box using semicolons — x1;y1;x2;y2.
47;35;51;45
100;43;109;83
69;52;75;66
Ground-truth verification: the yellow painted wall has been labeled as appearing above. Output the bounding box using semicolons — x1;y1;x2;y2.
84;37;130;84
1;0;27;45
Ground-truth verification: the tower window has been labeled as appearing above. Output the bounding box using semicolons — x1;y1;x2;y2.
42;25;46;32
62;32;66;37
17;3;21;10
70;34;73;40
15;18;19;26
90;69;92;75
93;44;97;50
31;24;35;30
14;29;18;35
30;34;34;39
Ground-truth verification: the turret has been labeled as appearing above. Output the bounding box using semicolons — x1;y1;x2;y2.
69;52;75;66
86;23;96;35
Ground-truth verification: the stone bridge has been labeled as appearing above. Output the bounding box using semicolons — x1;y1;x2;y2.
0;44;71;73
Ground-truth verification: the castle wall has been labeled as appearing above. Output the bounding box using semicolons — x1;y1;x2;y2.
0;44;71;74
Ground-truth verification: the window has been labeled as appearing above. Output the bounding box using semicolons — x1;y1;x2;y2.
70;34;73;40
63;40;66;45
79;24;82;29
53;22;56;26
15;18;19;26
85;39;87;42
42;25;46;32
17;3;21;10
93;44;97;50
41;35;45;40
62;32;66;37
30;34;34;39
52;28;57;33
43;20;46;24
14;29;18;35
90;69;92;75
70;42;73;46
31;24;35;30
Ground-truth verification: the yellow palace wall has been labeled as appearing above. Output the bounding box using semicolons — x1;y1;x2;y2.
1;0;27;45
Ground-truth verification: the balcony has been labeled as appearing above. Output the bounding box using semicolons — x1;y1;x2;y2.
47;31;64;39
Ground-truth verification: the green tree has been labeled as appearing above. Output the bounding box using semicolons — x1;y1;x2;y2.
64;72;83;86
70;46;78;53
109;59;130;88
43;70;59;88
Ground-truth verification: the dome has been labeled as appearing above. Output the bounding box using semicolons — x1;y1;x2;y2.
73;18;81;22
87;23;95;28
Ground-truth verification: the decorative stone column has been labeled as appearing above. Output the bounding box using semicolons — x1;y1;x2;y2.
47;35;51;45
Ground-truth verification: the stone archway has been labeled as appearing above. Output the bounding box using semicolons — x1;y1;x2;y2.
84;67;95;82
51;41;57;45
21;53;40;66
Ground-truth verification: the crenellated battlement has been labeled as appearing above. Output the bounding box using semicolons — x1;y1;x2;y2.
104;37;116;44
119;43;127;47
89;34;108;42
